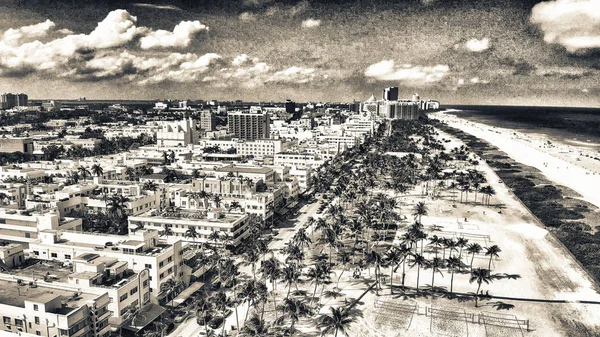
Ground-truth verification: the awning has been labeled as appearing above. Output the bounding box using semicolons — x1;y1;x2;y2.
192;265;211;278
122;303;166;333
165;282;205;307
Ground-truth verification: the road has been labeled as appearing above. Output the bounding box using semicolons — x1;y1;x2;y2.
169;199;321;337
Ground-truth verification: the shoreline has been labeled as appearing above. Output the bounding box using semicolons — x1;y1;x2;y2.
431;110;600;210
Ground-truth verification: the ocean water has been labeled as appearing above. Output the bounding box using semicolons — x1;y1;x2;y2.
443;105;600;152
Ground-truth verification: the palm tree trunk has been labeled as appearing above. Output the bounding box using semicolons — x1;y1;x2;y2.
488;255;493;270
401;260;406;289
470;253;475;270
431;270;435;289
475;282;482;307
450;271;455;293
389;266;394;294
416;266;420;290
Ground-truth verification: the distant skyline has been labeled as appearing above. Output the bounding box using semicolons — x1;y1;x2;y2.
0;0;599;106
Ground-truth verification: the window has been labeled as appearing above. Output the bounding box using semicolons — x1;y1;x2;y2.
130;287;138;295
33;304;38;311
159;273;164;279
64;254;71;260
3;316;10;324
36;331;41;336
50;253;57;258
119;294;128;302
159;261;164;268
142;280;149;288
145;264;152;269
34;317;39;324
33;251;39;256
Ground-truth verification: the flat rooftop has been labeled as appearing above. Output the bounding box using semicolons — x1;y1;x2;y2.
0;278;95;312
132;209;244;224
215;166;272;174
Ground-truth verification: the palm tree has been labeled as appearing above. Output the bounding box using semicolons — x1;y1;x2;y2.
281;263;302;299
412;201;428;223
317;306;357;337
466;243;483;270
366;250;383;295
384;247;404;294
212;194;223;209
160;278;183;312
210;291;232;337
243;248;261;280
306;262;333;303
279;298;313;336
409;253;428;290
469;268;493;307
78;166;90;182
161;224;173;237
260;256;282;320
446;256;461;293
125;167;136;181
198;190;213;209
485;245;502;271
242;313;269;336
142;181;158;191
91;164;103;178
293;228;312;253
229;200;242;212
428;257;444;289
456;237;469;260
185;226;198;243
208;231;222;250
428;235;443;258
108;195;130;219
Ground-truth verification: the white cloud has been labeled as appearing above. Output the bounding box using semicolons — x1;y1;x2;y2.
0;10;211;76
2;20;56;46
301;19;321;28
531;0;600;53
364;60;449;83
464;38;490;52
132;3;182;11
267;66;316;84
140;20;208;49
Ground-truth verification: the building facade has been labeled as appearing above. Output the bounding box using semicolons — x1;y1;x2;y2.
227;111;270;140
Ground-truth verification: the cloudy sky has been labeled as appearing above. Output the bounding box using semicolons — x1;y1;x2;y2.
0;0;599;106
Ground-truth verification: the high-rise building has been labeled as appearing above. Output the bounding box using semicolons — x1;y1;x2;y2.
285;99;296;114
382;87;399;101
228;111;270;140
200;109;216;131
1;93;27;110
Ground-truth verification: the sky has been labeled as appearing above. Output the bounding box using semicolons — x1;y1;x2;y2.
0;0;599;106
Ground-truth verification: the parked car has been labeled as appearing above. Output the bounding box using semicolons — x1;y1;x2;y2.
208;316;224;329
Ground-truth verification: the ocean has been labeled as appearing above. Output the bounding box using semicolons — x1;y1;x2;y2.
442;105;600;152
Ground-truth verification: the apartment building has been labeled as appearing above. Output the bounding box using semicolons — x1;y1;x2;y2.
28;230;185;300
128;209;251;247
274;152;325;169
156;118;198;147
0;166;47;182
227;111;270;140
0;276;111;337
0;209;82;243
214;165;275;186
0;138;34;154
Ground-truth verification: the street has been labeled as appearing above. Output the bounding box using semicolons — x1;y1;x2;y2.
168;199;321;337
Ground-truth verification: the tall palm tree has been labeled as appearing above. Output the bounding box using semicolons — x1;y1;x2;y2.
469;268;493;307
142;181;158;191
160;278;183;312
281;263;302;299
210;291;233;337
242;313;269;336
428;235;443;258
446;256;461;293
485;245;502;271
366;250;383;295
412;201;428;223
260;256;282;320
278;298;313;336
384;247;404;294
306;262;333;303
317;306;357;337
293;228;312;253
456;237;469;261
184;226;198;243
409;253;428;291
466;243;483;270
208;231;222;251
161;224;173;237
198;190;213;209
242;248;261;280
428;257;444;289
78;166;90;182
91;164;103;178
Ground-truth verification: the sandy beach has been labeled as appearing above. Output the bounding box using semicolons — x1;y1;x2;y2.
431;110;600;210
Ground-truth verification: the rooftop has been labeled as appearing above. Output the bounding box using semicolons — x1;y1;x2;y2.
0;278;95;312
215;166;272;174
133;209;244;224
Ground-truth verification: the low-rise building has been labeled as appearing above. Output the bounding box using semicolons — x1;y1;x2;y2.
0;138;34;154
